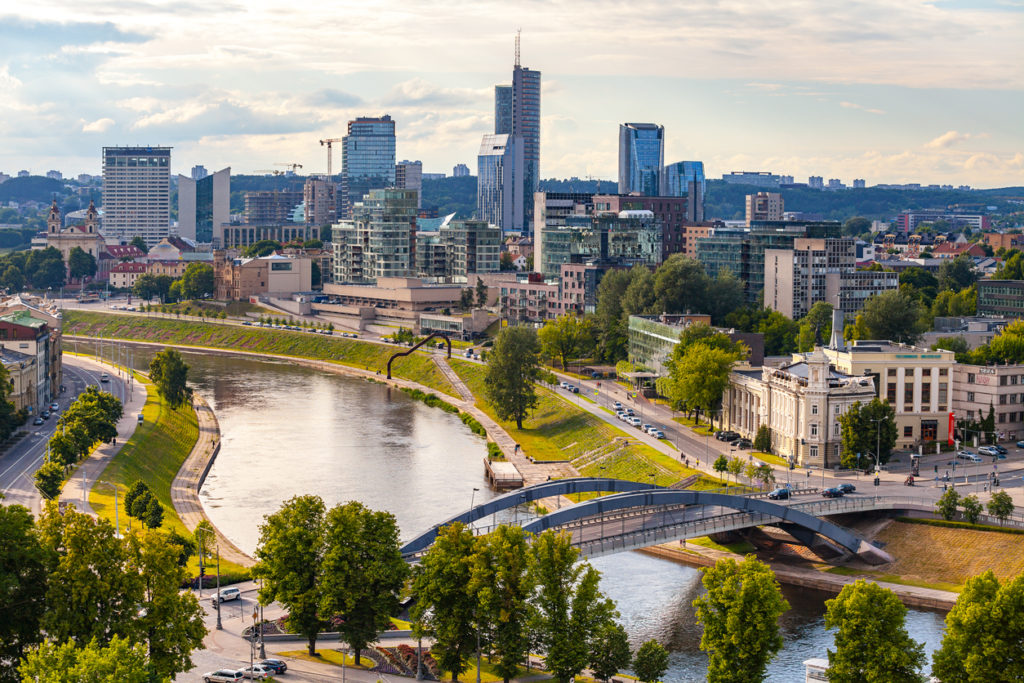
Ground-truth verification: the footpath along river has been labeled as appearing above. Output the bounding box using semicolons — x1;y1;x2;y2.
97;346;947;681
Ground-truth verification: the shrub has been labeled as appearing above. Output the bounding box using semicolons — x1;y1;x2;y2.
753;425;772;453
459;412;486;437
487;442;504;461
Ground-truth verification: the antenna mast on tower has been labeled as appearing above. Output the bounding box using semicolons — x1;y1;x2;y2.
515;29;521;67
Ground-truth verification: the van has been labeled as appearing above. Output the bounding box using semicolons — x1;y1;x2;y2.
212;587;241;603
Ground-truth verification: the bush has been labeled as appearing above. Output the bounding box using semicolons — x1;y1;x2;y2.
459;412;486;437
487;442;504;461
753;425;772;453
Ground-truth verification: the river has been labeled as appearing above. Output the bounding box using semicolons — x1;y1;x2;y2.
104;346;947;681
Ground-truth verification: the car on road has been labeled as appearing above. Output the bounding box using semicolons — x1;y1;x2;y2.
993;445;1008;455
239;664;272;680
202;670;244;682
645;425;658;436
653;430;665;439
613;401;623;410
50;402;59;411
258;659;287;675
979;446;1000;457
615;411;627;421
768;487;791;500
822;487;844;498
837;483;856;494
641;423;654;433
957;450;983;462
627;417;642;427
1018;440;1024;449
734;438;752;449
625;408;635;416
211;587;241;603
100;373;109;383
40;411;49;420
715;430;739;442
32;417;43;425
565;385;579;393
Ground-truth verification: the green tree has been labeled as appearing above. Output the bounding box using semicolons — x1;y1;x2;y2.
19;636;150;683
470;525;534;683
797;323;815;352
310;260;322;288
68;246;98;280
499;251;514;271
753;425;772;453
758;310;801;356
825;580;925;683
621;266;656;318
727;457;744;483
985;320;1024;364
1;264;25;292
411;523;478;681
653;255;708;314
858;289;927;344
302;238;323;249
25;246;65;289
484;326;541;429
632;639;670;683
961;494;983;524
475;277;488;307
664;342;739;424
254;495;326;656
801;301;834;345
898;267;938;303
706;268;744;326
132;273;160;300
676;323;746;357
180;262;214;299
33;461;65;500
167;280;183;303
838;398;897;470
538;314;596;370
931;335;969;357
0;505;51;681
993;250;1024;280
842;216;871;236
243;239;282;257
694;555;789;683
144;497;164;528
149;348;192;408
936;488;960;521
130;235;149;254
153;274;175;301
986;490;1014;524
931;571;1024;682
531;531;616;683
594;269;633;361
589;621;632;682
713;454;728;476
937;254;977;293
320;502;409;666
459;288;474;310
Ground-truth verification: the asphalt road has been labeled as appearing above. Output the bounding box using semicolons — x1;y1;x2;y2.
0;358;128;516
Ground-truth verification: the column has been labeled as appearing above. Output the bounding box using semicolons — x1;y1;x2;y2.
896;367;906;414
913;367;923;414
930;367;939;413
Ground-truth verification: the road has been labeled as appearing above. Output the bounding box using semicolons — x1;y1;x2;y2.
0;357;130;516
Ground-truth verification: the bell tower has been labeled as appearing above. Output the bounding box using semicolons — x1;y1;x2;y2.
84;200;99;234
47;200;61;234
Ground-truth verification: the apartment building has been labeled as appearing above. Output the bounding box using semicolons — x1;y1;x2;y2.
953;364;1024;442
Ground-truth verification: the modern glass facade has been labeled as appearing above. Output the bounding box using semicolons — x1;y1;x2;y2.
537;213;662;278
332;188;417;283
978;280;1024;318
477;134;523;233
512;66;540;232
341;116;396;220
618;124;664;196
102;146;171;246
494;85;513;135
664;160;705;222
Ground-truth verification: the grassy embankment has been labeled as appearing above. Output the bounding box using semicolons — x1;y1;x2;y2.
86;372;248;576
63;310;456;398
149;300;277;317
449;359;726;490
275;648;531;683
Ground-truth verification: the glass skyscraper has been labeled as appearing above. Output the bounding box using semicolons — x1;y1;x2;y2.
177;167;230;244
494;85;513;135
618;123;664;196
477;134;523;232
341;115;396;219
664;160;706;222
512;65;541;231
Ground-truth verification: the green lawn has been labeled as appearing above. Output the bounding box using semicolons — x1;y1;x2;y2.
673;415;715;436
64;311;456;397
688;535;757;554
752;450;788;467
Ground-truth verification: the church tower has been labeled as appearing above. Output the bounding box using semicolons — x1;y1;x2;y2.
84;200;98;234
47;200;61;234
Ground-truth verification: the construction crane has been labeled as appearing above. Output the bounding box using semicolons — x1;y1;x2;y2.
274;163;303;174
319;138;344;181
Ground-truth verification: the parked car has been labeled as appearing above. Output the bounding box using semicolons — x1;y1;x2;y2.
202;670;244;683
625;408;635;416
628;417;642;427
641;424;654;433
768;488;791;500
979;446;1000;457
33;417;43;426
653;430;665;439
258;659;287;675
50;402;59;411
822;487;844;498
566;385;579;393
615;411;627;421
957;450;983;463
1017;440;1024;449
645;426;659;436
837;483;856;494
40;411;49;420
715;430;739;442
211;587;241;603
734;438;752;449
613;401;623;410
994;444;1008;454
239;665;272;680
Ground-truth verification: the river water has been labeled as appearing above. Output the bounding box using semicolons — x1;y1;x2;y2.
109;347;947;681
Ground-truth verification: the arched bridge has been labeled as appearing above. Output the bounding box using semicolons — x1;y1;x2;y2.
401;478;893;565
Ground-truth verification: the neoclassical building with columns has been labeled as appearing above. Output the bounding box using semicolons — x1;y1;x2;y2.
724;348;877;468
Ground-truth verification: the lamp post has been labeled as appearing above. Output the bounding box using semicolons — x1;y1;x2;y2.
195;527;222;630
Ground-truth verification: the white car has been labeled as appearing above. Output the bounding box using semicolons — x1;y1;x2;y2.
653;430;666;439
956;450;983;463
646;426;660;436
203;670;243;682
239;665;272;680
211;587;241;603
978;446;1000;457
628;417;642;427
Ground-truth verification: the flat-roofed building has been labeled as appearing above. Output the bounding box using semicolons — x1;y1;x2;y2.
978;280;1024;319
953;363;1024;442
627;314;765;377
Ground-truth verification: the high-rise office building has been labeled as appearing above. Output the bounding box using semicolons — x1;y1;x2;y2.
477;134;523;233
494;85;513;135
101;146;171;246
618;123;664;196
396;160;423;208
745;192;784;225
177;167;230;244
245;191;304;226
303;177;337;228
512;39;540;232
341;115;396;219
664;160;706;222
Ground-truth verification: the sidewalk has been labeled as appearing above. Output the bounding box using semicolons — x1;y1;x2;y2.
58;355;147;516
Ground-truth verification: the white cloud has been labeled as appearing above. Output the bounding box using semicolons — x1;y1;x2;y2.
81;117;114;132
925;130;973;148
840;101;885;115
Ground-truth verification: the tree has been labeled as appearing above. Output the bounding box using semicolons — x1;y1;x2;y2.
621;266;656;318
243;240;282;257
937;254;976;293
842;216;871;236
475;277;488;308
538;314;596;370
758;310;800;356
993;250;1024;280
838;398;897;470
149;348;192;408
801;301;834;345
132;273;160;301
153;274;175;301
664;342;739;422
411;523;478;681
899;268;938;303
706;268;744;325
459;287;474;310
676;323;746;357
320;502;409;666
68;246;98;281
961;494;983;524
652;255;708;314
484;326;541;429
470;525;534;683
124;481;153;519
254;495;326;656
713;454;728;476
931;286;976;317
797;323;815;352
727;456;744;483
130;235;149;254
931;335;969;357
0;505;51;681
589;621;632;682
932;571;1024;682
633;640;670;683
19;636;150;683
33;461;64;500
167;280;183;303
180;262;214;299
144;497;164;528
25;247;65;289
858;289;927;344
753;425;772;453
987;490;1014;524
936;487;960;521
694;555;789;683
499;251;515;271
594;269;633;361
1;264;24;292
825;580;925;683
531;531;616;683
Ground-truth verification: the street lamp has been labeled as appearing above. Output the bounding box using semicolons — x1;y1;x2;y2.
195;527;222;630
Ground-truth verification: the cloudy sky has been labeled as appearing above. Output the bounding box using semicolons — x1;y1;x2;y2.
2;0;1022;187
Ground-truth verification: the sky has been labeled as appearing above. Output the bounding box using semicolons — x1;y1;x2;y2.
1;0;1022;188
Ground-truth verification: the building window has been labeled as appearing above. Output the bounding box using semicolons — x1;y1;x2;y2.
834;405;840;415
811;423;818;437
921;382;931;405
1001;375;1009;386
904;382;914;410
904;425;913;437
922;420;937;441
967;391;975;402
810;445;818;459
968;373;976;384
811;404;818;415
834;422;840;437
887;382;897;403
999;413;1007;423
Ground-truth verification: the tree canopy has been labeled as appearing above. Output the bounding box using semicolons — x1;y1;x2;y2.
485;326;541;429
538;315;596;370
149;348;192;408
853;289;927;345
838;398;897;469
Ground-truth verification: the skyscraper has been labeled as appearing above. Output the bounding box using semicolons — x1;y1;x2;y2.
664;160;706;222
177;167;230;244
618;123;664;196
512;43;540;232
494;85;513;135
477;134;523;232
101;146;171;246
341;115;396;219
395;160;423;208
303;177;337;228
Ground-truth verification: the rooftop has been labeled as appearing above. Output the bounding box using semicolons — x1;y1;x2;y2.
0;310;47;329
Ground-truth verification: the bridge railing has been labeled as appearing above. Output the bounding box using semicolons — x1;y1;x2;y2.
792;494;1024;531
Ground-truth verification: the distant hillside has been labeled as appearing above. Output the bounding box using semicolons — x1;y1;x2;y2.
422;176;477;218
0;176;65;203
